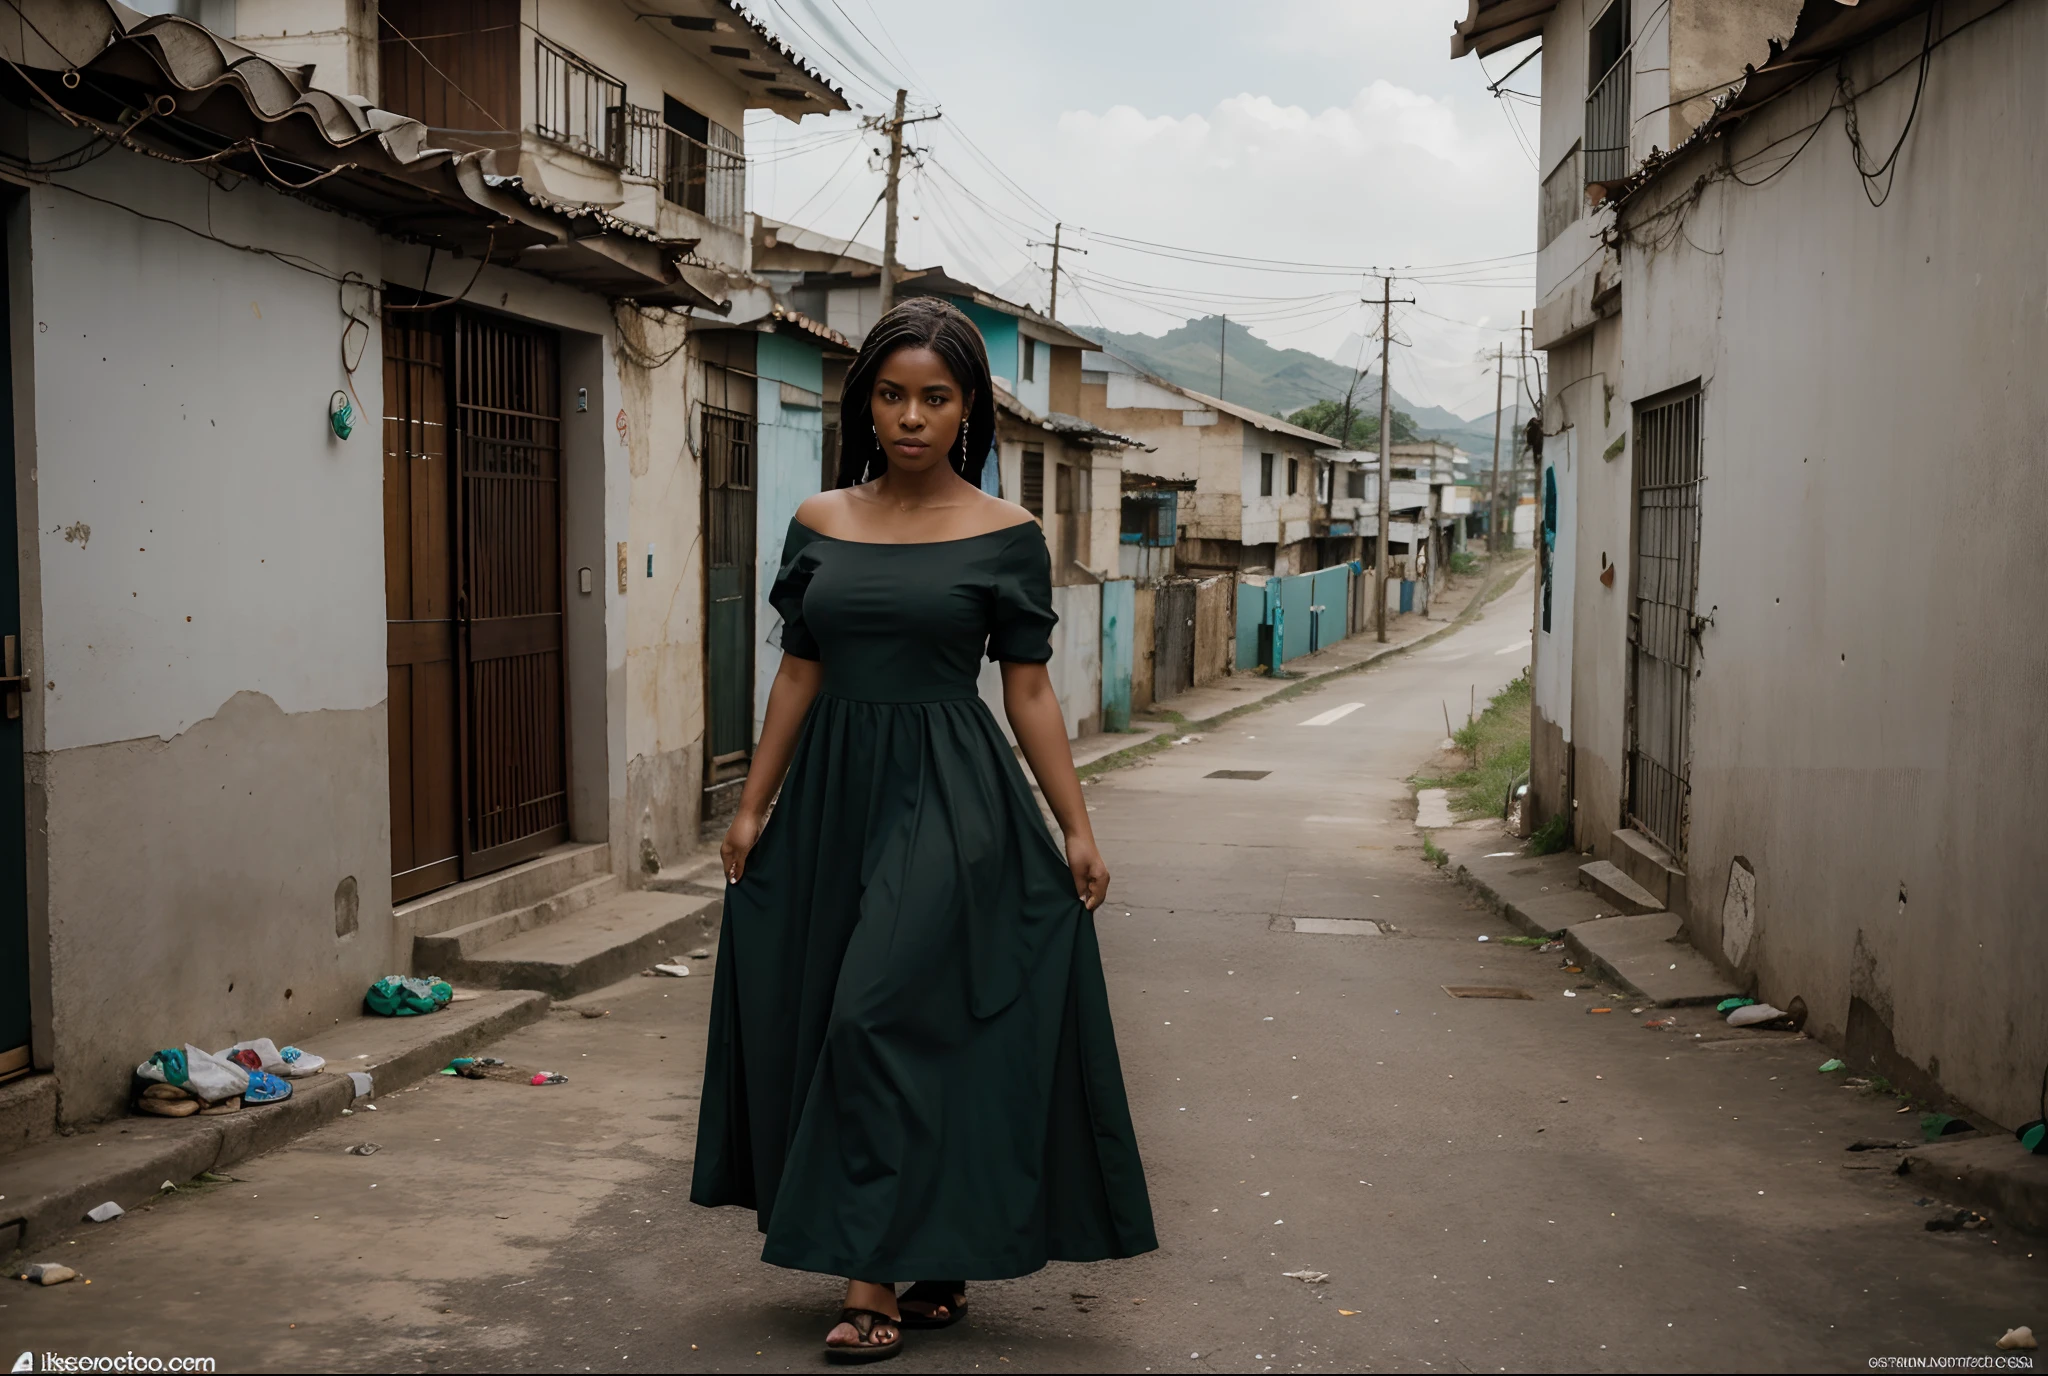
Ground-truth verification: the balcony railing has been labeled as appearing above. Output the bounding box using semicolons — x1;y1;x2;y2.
606;102;664;180
1584;53;1631;184
535;36;624;163
662;125;745;233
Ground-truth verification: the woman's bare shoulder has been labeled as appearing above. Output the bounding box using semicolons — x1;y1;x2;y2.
794;489;857;535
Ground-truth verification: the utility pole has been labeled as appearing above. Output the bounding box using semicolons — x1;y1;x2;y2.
877;88;907;318
1375;279;1393;642
1028;222;1086;319
1049;223;1062;319
1488;343;1505;554
1218;315;1227;398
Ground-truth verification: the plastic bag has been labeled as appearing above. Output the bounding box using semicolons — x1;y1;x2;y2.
276;1045;326;1077
364;975;453;1017
135;1044;249;1103
215;1038;288;1075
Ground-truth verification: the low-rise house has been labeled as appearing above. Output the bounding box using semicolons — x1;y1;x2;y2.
1077;351;1337;576
1452;0;2048;1127
0;0;844;1128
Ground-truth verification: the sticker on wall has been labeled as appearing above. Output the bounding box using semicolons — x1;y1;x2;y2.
615;408;630;447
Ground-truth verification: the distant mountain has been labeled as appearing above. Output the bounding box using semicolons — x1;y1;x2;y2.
1073;316;1495;451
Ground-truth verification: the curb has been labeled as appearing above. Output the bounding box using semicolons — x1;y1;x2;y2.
1447;858;1668;1008
1079;556;1532;782
1;989;550;1262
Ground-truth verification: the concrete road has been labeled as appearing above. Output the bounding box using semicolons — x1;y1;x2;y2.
9;572;2042;1373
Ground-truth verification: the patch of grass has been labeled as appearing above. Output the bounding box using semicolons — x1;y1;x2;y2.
1527;811;1571;856
1498;934;1549;947
1413;672;1533;819
1421;834;1448;868
1448;549;1481;576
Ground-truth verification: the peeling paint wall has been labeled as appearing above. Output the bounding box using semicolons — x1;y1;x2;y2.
11;119;646;1121
618;311;702;874
17;143;394;1122
1603;5;2048;1126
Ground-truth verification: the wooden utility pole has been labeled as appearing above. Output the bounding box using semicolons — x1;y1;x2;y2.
878;87;908;317
1048;223;1062;318
1218;315;1227;397
1374;278;1393;643
1487;343;1506;553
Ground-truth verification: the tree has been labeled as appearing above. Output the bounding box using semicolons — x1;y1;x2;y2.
1287;396;1419;448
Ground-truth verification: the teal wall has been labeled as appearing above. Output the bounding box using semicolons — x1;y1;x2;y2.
754;330;827;729
955;298;1019;386
1100;578;1134;732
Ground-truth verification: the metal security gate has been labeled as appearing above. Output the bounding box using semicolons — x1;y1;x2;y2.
1154;580;1197;701
1625;387;1703;858
455;313;566;874
703;403;757;766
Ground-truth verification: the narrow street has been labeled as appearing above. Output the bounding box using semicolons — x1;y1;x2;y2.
9;574;2039;1373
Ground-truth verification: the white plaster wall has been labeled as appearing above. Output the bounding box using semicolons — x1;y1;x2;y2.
28;161;386;752
1047;581;1101;739
1017;339;1050;416
1612;3;2048;1126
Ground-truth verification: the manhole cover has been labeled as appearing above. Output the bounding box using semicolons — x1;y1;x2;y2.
1442;985;1534;1000
1206;769;1270;780
1291;917;1381;936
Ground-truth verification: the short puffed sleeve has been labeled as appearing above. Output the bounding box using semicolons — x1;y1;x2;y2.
768;518;822;661
986;521;1059;664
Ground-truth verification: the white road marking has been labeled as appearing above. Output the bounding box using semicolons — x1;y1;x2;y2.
1300;702;1365;727
1494;638;1529;655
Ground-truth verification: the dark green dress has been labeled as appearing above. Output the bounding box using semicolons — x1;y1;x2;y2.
690;516;1158;1280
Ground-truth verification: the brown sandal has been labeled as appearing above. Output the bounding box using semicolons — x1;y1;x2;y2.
825;1307;903;1363
897;1280;967;1329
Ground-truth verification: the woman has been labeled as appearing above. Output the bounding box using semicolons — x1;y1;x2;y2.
690;297;1157;1361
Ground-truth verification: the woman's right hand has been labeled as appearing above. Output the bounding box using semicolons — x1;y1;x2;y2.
721;809;764;885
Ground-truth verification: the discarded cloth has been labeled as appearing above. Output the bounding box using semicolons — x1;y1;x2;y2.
364;975;454;1017
135;1045;249;1104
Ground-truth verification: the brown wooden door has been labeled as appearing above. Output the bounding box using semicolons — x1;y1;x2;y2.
384;317;462;902
454;313;567;874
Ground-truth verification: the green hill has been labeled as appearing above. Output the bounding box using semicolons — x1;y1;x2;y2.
1074;316;1498;451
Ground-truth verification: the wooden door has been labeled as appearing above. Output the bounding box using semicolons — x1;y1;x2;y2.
384;315;462;902
455;313;567;873
1155;580;1197;701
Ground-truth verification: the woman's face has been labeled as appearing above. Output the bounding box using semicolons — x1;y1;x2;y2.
870;346;971;476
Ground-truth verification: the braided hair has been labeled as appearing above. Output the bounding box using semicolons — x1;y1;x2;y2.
834;296;996;488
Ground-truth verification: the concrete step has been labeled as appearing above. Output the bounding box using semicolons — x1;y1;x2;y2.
0;1071;57;1160
1564;912;1737;1008
440;890;724;1000
646;847;725;900
0;989;548;1261
1580;859;1665;915
1611;826;1687;911
412;872;624;970
394;842;613;953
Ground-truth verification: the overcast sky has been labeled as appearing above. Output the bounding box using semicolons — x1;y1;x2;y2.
742;0;1543;420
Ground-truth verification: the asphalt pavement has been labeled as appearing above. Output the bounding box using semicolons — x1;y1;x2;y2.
8;571;2041;1373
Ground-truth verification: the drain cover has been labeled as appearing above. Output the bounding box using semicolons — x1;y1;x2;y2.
1442;985;1534;1000
1291;917;1381;936
1206;769;1270;780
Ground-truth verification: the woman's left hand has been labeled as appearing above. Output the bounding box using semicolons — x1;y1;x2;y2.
1065;833;1110;911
